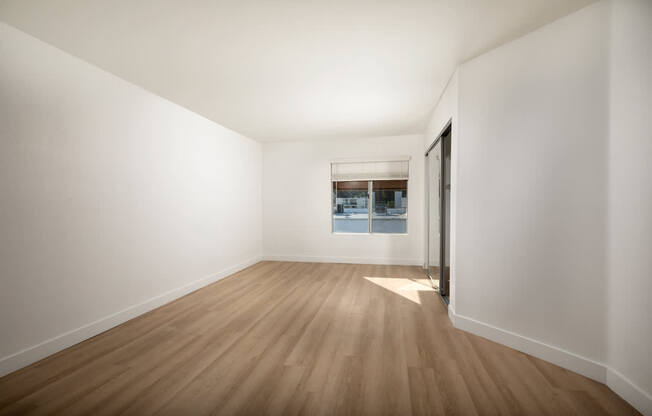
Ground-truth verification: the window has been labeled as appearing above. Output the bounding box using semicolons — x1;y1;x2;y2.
331;159;409;234
332;181;369;233
372;180;407;233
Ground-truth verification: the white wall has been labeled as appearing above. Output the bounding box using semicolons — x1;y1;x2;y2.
607;0;652;412
424;1;652;412
262;135;423;265
455;0;609;366
0;23;262;376
424;1;611;381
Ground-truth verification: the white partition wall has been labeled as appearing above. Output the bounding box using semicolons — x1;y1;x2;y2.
422;1;652;412
263;135;424;265
606;0;652;413
0;23;263;376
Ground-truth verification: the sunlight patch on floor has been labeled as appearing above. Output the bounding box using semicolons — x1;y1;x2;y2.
363;276;435;305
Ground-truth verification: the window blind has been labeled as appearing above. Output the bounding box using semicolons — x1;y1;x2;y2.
331;159;409;181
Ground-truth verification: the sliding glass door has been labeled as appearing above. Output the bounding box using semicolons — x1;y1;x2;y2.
426;124;451;302
441;130;451;298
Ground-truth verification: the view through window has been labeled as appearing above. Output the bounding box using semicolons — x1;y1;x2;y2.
372;180;407;233
332;181;369;233
332;180;407;233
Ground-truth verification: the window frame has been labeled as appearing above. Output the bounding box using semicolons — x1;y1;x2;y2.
331;179;408;235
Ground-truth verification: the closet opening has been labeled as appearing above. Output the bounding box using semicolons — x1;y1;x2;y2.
425;121;451;304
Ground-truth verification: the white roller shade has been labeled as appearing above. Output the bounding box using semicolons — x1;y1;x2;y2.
331;158;409;181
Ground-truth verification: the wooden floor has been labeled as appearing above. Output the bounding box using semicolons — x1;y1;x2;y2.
0;261;639;415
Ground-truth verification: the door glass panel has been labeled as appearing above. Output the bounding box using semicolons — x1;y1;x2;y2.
427;143;441;289
442;134;451;296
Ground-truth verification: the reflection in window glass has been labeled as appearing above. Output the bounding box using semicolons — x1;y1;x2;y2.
332;181;368;233
372;180;407;233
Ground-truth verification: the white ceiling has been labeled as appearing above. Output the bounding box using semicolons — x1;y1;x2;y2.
0;0;595;142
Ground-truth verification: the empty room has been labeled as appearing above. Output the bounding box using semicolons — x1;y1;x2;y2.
1;0;651;415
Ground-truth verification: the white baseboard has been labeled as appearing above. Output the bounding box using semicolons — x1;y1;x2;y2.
452;312;606;383
447;305;456;326
450;310;651;415
0;256;262;378
607;367;652;416
262;255;421;266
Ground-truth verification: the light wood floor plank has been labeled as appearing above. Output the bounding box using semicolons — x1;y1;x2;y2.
0;261;640;415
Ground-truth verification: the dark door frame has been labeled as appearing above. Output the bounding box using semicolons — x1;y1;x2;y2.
425;119;452;304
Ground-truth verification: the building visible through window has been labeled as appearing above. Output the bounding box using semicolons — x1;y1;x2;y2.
332;181;369;233
331;159;408;234
372;180;407;233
